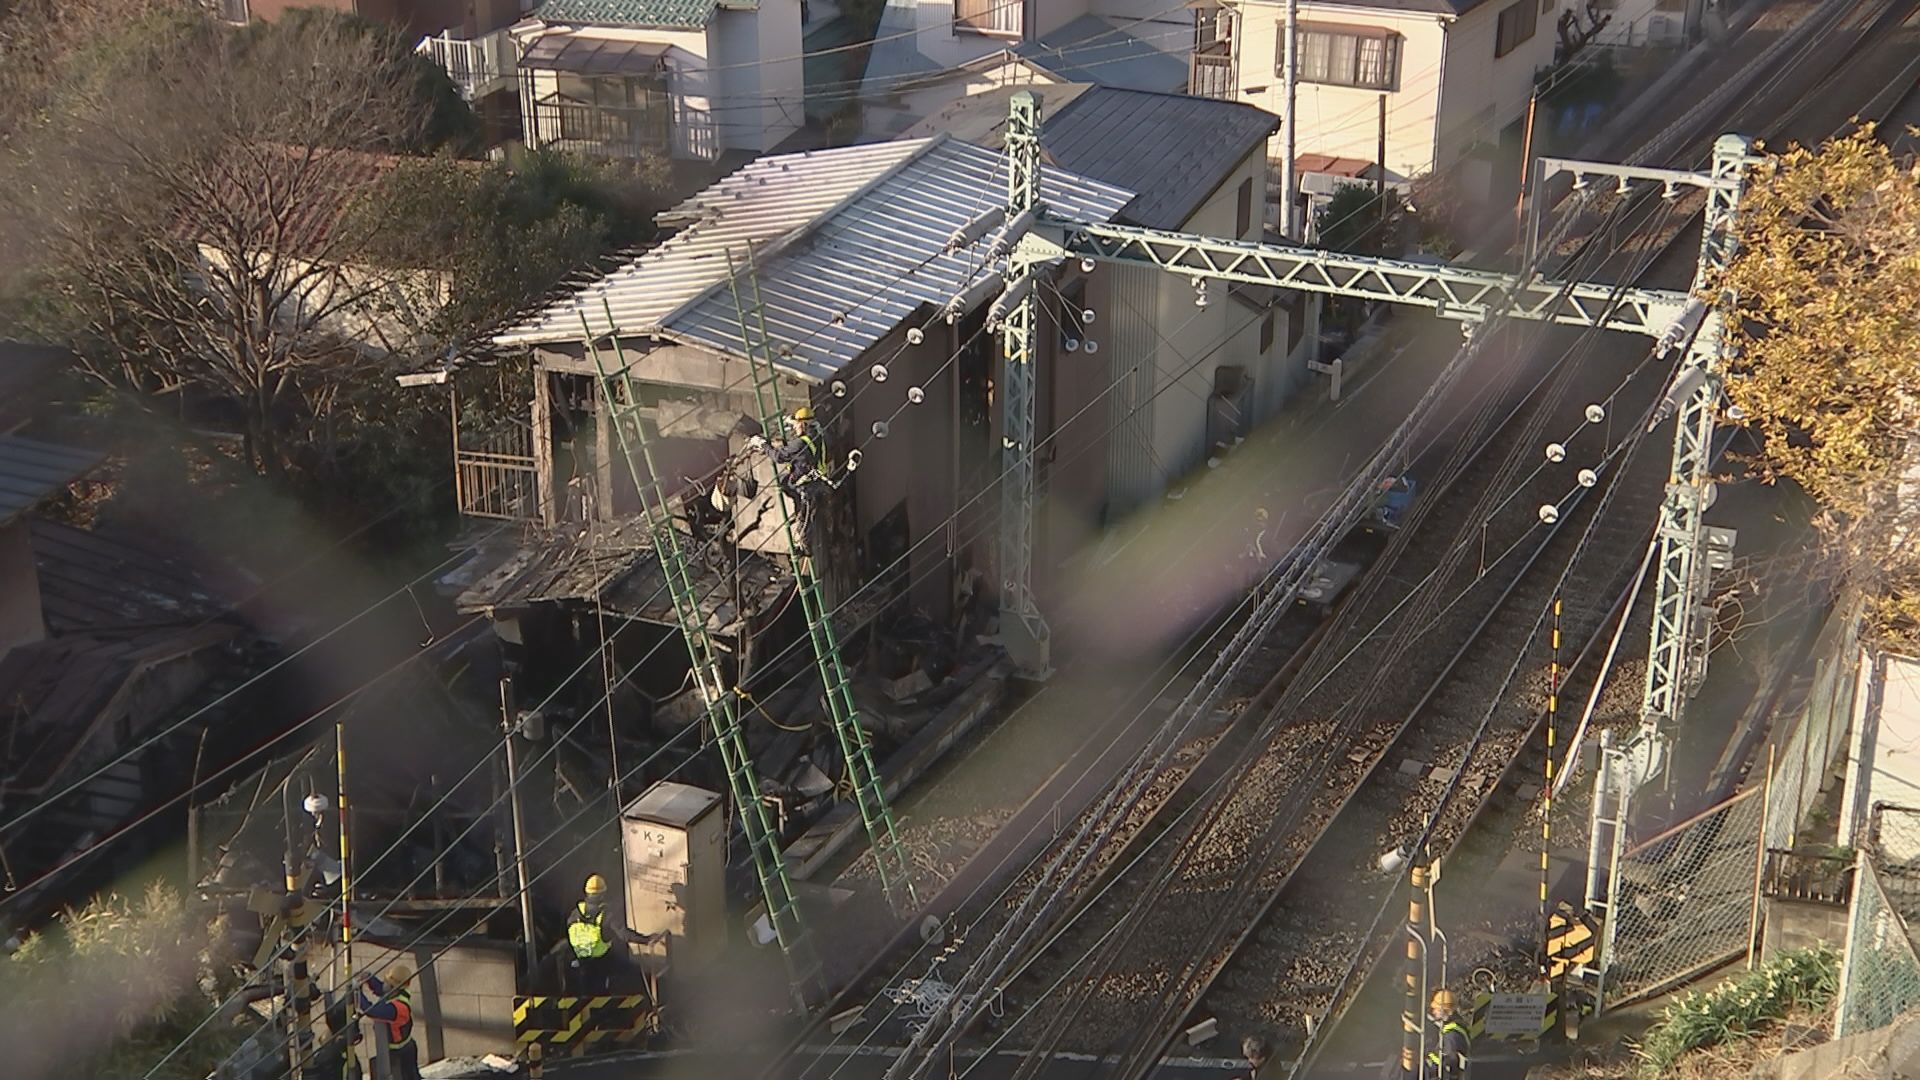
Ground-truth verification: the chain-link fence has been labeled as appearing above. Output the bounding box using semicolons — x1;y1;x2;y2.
1764;600;1864;850
1869;804;1920;924
1836;854;1920;1037
1603;786;1767;1005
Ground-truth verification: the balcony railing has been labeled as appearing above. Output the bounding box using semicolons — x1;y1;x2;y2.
456;427;539;521
1761;848;1855;908
531;98;671;160
416;30;518;101
1190;48;1236;101
955;0;1021;37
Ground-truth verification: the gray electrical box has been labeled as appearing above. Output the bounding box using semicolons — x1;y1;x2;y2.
620;782;725;972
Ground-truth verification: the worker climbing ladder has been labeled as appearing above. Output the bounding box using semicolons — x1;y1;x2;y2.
726;252;919;914
579;312;825;1009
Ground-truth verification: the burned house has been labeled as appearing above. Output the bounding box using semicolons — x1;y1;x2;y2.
427;134;1134;812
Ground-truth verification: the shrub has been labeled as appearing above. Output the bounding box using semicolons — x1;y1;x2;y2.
1633;945;1840;1076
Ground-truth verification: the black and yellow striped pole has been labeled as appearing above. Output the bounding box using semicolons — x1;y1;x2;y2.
1540;598;1561;978
1402;859;1428;1079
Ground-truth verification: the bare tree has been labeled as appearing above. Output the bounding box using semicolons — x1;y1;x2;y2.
0;10;456;477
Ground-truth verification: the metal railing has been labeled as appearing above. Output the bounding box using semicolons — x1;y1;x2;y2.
455;427;539;521
531;98;671;158
415;29;518;101
955;0;1021;36
1760;848;1855;907
1190;50;1236;101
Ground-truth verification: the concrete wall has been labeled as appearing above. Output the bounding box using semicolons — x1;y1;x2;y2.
1842;651;1920;855
311;936;522;1061
1231;0;1554;187
0;519;45;659
1760;898;1851;963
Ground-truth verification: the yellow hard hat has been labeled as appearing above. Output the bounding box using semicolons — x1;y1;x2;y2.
1255;508;1270;521
1430;989;1456;1014
384;962;413;988
792;406;814;422
584;873;608;896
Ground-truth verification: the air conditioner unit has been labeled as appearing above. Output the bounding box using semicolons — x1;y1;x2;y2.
1646;13;1682;44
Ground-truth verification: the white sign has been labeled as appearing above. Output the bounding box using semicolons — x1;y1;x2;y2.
1482;992;1550;1038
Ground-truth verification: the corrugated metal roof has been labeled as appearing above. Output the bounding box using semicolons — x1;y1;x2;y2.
899;85;1279;230
0;436;103;527
496;136;1135;384
532;0;719;29
495;140;926;347
660;137;1134;382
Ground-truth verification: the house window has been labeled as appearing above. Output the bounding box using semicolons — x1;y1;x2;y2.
1236;178;1254;238
955;0;1021;36
1495;0;1539;58
215;0;249;22
1287;24;1402;92
1259;311;1276;354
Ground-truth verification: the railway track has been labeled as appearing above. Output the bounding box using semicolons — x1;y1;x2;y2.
933;0;1920;1072
769;3;1920;1076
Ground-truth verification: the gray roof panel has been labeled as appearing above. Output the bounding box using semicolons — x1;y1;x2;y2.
1012;15;1190;94
0;436;103;527
899;86;1279;230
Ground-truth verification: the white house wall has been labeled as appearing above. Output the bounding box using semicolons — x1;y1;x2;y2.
1434;0;1556;165
708;0;804;153
1093;149;1308;517
1231;0;1554;187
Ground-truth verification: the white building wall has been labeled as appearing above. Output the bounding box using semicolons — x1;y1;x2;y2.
724;0;804;152
1842;651;1920;855
1229;0;1554;188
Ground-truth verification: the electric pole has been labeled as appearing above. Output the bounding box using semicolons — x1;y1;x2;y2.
1281;0;1300;239
500;677;540;974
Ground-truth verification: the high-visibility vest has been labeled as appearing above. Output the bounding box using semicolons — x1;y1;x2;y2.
797;431;827;483
1427;1020;1470;1074
380;989;414;1049
569;903;611;958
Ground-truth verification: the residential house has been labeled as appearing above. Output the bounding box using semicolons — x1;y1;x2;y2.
428;137;1134;777
0;436;259;929
1191;0;1558;225
858;1;1195;138
507;0;806;164
898;84;1314;517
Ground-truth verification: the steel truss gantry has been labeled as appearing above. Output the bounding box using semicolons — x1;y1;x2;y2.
1582;134;1758;1009
990;94;1718;678
581;315;825;1010
993;93;1755;1004
726;255;918;915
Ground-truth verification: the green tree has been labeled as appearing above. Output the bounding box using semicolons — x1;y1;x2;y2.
362;149;671;348
1314;181;1403;254
1722;124;1920;643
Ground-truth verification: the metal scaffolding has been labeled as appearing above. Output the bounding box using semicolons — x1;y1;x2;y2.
726;254;918;914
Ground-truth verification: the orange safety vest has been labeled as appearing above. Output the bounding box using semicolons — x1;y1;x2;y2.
380;989;414;1049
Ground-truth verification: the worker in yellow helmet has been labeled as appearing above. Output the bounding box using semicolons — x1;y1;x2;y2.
1425;988;1471;1079
567;874;622;993
748;404;832;555
353;962;421;1079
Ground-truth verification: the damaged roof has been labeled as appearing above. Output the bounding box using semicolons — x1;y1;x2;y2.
496;135;1134;382
32;520;238;635
456;516;786;636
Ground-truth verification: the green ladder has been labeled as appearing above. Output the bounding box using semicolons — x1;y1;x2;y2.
579;315;824;1008
727;254;918;913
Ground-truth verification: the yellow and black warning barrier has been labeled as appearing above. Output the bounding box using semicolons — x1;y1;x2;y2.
513;995;657;1057
1464;983;1594;1043
1546;902;1600;981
